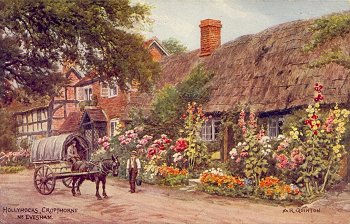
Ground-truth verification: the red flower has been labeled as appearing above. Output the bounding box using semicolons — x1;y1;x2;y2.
147;148;156;158
174;138;188;152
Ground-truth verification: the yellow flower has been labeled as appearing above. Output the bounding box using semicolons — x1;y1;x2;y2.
333;145;341;153
337;153;342;158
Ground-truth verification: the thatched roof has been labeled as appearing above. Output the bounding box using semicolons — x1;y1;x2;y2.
159;13;350;114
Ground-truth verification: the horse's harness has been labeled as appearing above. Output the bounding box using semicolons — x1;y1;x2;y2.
72;160;116;176
99;161;110;176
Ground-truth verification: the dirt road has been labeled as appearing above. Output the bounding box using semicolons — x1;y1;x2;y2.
0;169;348;224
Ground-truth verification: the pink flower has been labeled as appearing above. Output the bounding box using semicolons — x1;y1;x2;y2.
118;135;126;141
275;154;290;169
235;157;241;163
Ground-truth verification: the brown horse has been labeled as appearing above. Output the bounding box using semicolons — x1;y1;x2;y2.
71;155;120;200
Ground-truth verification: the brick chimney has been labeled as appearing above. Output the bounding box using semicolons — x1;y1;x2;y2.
199;19;222;57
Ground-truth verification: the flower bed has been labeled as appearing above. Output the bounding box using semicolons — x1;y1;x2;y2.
158;165;189;186
257;176;302;201
199;168;253;197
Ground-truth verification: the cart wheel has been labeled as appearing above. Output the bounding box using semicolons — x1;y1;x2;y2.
33;165;56;195
62;177;73;188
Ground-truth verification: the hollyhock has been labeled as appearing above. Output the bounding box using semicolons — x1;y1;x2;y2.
248;112;257;129
174;138;188;152
275;154;290;169
147;148;157;159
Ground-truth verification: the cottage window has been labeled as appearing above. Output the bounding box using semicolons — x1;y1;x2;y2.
110;119;120;137
201;118;221;141
108;84;118;97
83;86;93;101
101;82;118;98
76;87;84;101
268;116;284;138
100;83;109;97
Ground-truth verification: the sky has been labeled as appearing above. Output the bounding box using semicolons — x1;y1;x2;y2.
137;0;350;50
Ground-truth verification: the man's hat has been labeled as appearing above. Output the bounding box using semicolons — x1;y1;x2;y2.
131;150;137;156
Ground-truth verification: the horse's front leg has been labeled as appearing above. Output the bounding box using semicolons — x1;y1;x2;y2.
102;177;108;198
76;177;85;195
71;177;78;196
95;177;102;200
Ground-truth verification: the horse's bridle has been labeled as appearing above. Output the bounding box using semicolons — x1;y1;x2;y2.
99;160;119;176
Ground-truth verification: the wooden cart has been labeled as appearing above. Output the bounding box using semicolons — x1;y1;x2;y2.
30;133;98;195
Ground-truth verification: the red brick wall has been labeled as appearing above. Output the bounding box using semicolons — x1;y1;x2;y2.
199;19;222;57
149;45;164;62
92;82;130;135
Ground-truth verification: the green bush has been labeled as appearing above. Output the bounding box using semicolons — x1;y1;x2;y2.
0;166;25;174
133;65;214;139
0;109;18;153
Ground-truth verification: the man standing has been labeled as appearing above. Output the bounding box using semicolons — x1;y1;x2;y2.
126;150;141;193
67;140;81;164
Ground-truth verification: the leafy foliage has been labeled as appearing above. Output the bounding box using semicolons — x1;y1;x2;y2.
305;13;350;69
305;13;350;51
0;165;25;174
140;65;214;138
0;0;159;103
162;37;187;55
309;50;350;69
0;109;18;152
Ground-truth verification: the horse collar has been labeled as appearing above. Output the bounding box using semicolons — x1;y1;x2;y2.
99;161;109;176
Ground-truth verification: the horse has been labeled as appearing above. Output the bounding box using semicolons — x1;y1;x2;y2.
71;155;120;200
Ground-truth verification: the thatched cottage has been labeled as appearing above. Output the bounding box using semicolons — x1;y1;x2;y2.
158;16;350;166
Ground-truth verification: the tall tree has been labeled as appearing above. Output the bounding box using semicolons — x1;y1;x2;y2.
0;0;159;104
162;37;187;55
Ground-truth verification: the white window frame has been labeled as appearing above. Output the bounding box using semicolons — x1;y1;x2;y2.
201;118;221;141
108;84;118;98
110;119;120;137
83;85;93;101
100;83;109;97
100;82;118;98
267;116;284;139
